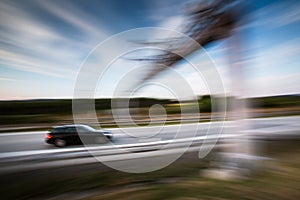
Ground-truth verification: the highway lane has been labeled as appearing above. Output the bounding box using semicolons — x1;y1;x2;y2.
0;115;299;174
0;131;50;153
0;115;299;154
0;123;214;153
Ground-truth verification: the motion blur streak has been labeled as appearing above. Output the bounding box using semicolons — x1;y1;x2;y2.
1;0;300;199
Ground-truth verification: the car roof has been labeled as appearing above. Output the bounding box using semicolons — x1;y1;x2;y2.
53;124;92;129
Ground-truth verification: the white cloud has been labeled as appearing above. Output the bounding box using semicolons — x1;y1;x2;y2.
0;49;77;78
35;0;109;38
158;15;185;31
244;1;300;30
0;0;111;80
247;72;300;97
0;76;16;81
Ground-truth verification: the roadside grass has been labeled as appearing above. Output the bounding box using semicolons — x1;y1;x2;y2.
85;140;300;200
1;108;300;133
1;112;299;133
1;140;300;200
1;155;210;200
85;164;300;199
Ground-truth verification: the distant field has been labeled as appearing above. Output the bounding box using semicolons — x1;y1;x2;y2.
0;95;299;132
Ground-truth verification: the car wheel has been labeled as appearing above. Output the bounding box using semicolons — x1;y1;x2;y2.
54;139;67;147
106;135;113;141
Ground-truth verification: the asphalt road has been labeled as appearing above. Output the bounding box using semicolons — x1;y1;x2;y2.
0;115;299;154
0;122;215;152
0;115;299;174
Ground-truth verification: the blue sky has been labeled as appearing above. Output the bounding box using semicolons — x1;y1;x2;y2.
0;0;300;100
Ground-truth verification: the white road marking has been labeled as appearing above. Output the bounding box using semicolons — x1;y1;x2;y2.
0;116;299;160
0;131;48;136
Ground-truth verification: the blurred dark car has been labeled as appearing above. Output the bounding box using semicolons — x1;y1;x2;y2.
45;124;112;147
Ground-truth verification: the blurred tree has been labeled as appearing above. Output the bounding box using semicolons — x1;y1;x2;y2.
132;0;239;82
131;0;261;177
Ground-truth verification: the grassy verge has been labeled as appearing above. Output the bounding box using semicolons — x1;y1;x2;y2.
1;140;300;200
85;141;300;200
1;112;300;133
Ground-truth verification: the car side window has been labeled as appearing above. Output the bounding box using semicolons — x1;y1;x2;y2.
60;128;69;133
52;128;64;133
65;127;77;133
77;126;89;133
